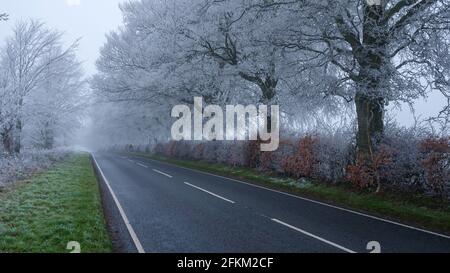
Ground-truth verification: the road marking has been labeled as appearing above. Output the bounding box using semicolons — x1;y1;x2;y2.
184;182;235;204
92;155;146;253
134;156;450;239
127;159;135;163
271;219;356;253
136;162;148;169
153;169;173;178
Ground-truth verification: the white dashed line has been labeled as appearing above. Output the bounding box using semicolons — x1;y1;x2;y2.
152;169;173;178
184;182;235;204
271;219;356;253
134;156;450;240
136;163;148;169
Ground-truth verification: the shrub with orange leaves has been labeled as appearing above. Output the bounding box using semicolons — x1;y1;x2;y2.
244;140;261;168
346;144;394;192
165;141;177;157
282;135;319;179
260;151;275;172
420;137;450;197
346;156;373;189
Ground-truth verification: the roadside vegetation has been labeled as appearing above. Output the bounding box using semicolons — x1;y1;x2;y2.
0;154;112;253
92;0;449;235
128;151;450;235
0;150;70;187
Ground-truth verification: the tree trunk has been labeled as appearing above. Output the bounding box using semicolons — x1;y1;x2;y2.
1;126;14;155
266;115;272;134
14;119;22;154
355;1;386;159
42;121;54;149
261;75;277;135
239;71;278;140
355;93;384;158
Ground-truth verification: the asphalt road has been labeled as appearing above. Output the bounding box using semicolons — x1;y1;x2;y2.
92;153;450;253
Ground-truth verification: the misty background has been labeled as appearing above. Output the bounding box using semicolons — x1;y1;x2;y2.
0;0;447;151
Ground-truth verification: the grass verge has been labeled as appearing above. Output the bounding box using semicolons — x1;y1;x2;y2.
129;152;450;235
0;153;112;253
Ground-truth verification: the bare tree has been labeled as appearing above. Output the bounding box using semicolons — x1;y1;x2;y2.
0;19;80;154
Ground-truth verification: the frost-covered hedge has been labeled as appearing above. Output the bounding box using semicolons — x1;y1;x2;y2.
122;129;450;199
0;149;71;187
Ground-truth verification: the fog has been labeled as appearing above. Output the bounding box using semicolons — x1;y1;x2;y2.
0;0;449;153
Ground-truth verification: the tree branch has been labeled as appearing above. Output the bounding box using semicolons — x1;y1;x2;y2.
390;0;438;34
0;13;8;21
382;0;418;25
335;14;362;53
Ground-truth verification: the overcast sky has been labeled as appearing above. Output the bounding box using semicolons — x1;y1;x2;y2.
0;0;445;126
0;0;124;75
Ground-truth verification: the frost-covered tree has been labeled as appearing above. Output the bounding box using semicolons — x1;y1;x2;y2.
92;0;342;144
184;0;282;105
0;20;84;154
90;0;240;144
0;67;16;153
92;0;449;151
25;49;86;149
93;0;236;106
256;0;450;157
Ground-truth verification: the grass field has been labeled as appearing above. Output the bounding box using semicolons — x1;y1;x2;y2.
0;154;112;253
129;153;450;235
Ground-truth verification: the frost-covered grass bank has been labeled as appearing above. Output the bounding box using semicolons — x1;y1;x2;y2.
0;149;72;187
0;154;112;253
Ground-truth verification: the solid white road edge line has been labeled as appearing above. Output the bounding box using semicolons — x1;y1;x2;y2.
152;169;173;178
92;155;146;253
136;155;450;239
271;219;356;253
184;182;236;204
